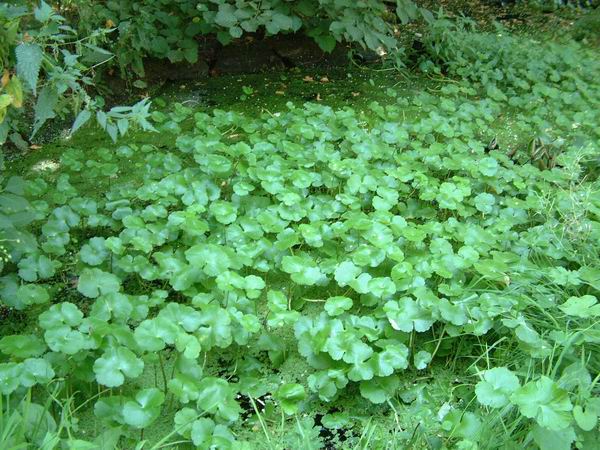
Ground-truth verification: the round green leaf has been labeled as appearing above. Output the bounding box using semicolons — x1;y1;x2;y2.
475;367;520;408
276;383;306;415
78;268;121;298
123;388;165;429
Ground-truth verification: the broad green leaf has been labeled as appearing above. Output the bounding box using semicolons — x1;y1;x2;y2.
215;3;237;28
531;425;576;450
0;335;46;359
16;284;50;306
196;305;232;349
34;1;54;22
78;268;121;298
16;43;43;95
196;377;240;422
94;346;144;387
123;388;165;429
559;295;600;318
20;358;55;387
134;317;178;352
384;298;434;333
185;244;231;277
32;86;58;137
474;192;495;213
511;376;573;430
276;383;306;415
475;367;520;408
281;255;325;285
191;418;215;447
173;407;199;437
573;404;597;431
307;370;348;402
80;237;108;266
314;34;336;53
321;412;349;429
372;344;409;376
479;157;499;177
72;109;92;134
413;350;431;370
359;376;399;404
91;292;133;323
367;277;396;298
334;261;361;287
436;182;470;210
0;363;22;394
39;302;83;329
18;254;61;282
267;290;299;327
324;296;353;316
441;410;482;441
209;201;237;224
94;396;127;426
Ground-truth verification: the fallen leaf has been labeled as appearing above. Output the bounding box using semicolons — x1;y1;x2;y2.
30;144;42;150
320;77;329;83
303;76;314;82
1;70;9;87
275;91;285;95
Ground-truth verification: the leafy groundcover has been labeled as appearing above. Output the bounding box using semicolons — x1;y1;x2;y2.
2;23;600;450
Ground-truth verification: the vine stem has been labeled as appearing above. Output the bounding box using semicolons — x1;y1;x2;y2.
430;325;447;359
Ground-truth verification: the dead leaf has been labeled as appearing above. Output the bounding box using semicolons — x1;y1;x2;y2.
105;19;115;28
303;75;314;82
30;144;42;150
316;93;322;101
320;77;329;83
1;71;9;87
275;90;285;95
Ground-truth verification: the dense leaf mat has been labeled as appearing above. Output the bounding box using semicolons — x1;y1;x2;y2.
2;26;600;450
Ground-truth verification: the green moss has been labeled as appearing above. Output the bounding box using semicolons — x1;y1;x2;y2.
4;67;433;204
573;8;600;42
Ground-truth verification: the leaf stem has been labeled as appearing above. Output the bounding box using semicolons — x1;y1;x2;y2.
158;352;168;395
249;395;272;448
